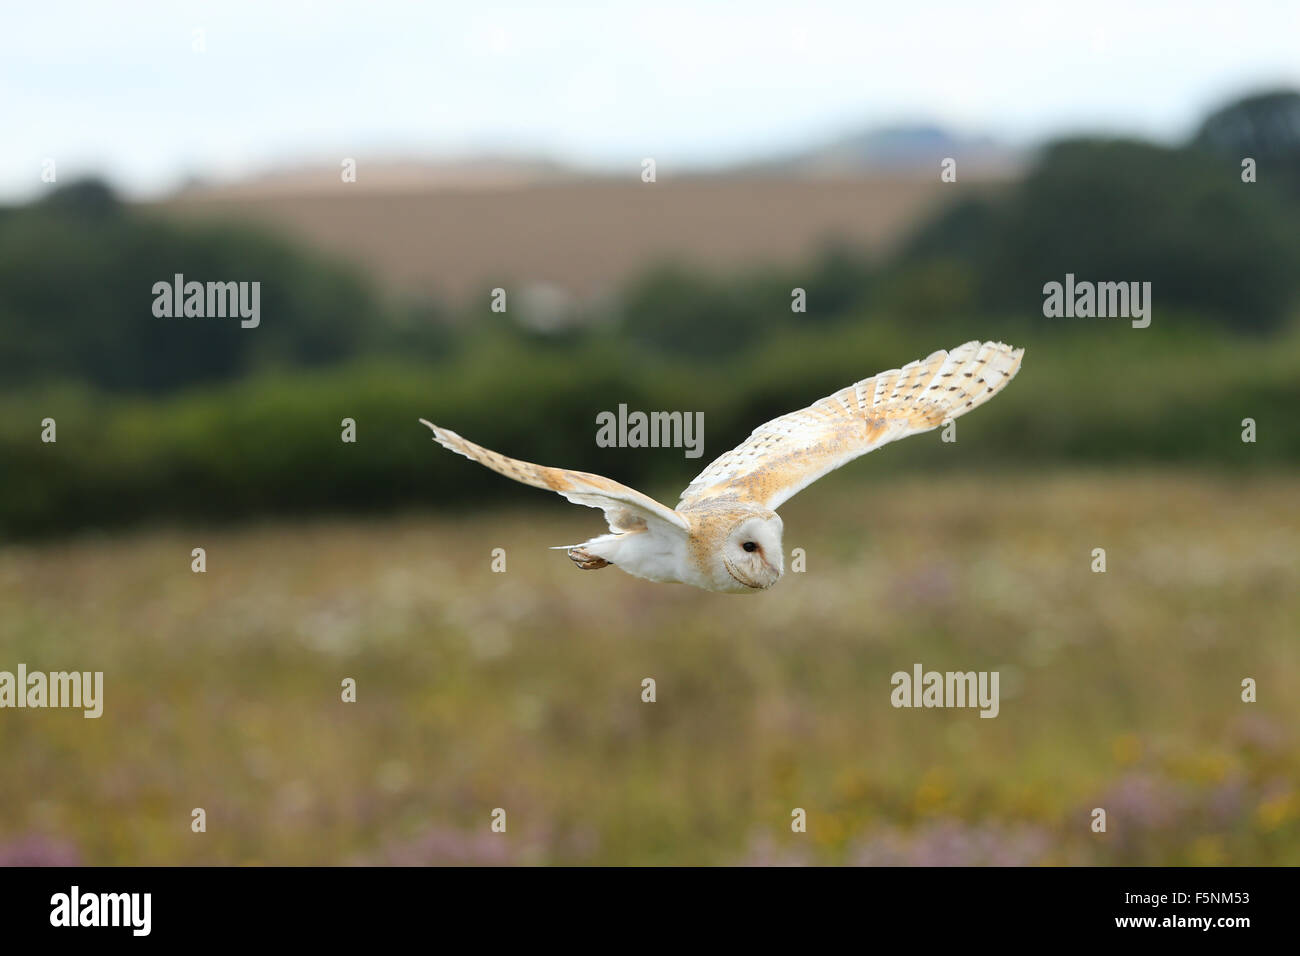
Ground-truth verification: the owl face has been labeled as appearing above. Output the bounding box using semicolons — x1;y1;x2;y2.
720;514;784;591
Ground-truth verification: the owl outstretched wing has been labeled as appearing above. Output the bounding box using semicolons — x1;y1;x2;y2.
420;419;689;535
678;341;1023;512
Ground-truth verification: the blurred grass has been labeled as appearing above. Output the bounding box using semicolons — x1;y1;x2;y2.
0;470;1296;865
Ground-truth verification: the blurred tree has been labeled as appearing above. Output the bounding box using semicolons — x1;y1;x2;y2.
898;138;1300;333
797;240;875;320
37;178;122;219
0;179;417;393
1191;89;1300;199
615;264;766;358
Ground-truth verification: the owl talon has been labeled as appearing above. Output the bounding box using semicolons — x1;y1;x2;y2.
568;548;610;570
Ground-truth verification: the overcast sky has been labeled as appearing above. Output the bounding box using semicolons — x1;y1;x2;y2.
4;0;1299;200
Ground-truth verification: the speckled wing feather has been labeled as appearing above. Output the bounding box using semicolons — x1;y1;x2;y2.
420;420;689;534
678;341;1024;511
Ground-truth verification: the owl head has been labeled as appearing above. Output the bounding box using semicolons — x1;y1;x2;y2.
720;513;784;592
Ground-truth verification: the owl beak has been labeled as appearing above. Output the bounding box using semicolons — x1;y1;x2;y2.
724;556;765;590
760;547;782;577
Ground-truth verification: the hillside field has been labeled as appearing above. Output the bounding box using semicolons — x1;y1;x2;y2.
151;174;990;302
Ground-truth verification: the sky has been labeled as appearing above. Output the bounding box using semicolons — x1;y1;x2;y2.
3;0;1299;200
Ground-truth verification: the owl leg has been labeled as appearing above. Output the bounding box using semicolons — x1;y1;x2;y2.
568;547;610;570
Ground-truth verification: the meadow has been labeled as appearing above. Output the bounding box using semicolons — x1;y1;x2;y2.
1;469;1295;865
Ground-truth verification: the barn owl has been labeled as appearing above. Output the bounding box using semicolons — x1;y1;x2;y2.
421;340;1023;593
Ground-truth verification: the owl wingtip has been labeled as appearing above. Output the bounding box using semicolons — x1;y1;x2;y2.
983;340;1025;362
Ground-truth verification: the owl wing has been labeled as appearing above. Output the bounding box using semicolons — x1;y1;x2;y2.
420;420;689;535
678;341;1023;511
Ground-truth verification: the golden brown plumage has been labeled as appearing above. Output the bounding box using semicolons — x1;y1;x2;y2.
420;341;1024;592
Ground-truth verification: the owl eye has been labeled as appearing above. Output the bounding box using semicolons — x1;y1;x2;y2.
742;541;758;552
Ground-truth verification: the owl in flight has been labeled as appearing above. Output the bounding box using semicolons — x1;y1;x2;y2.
421;340;1022;594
